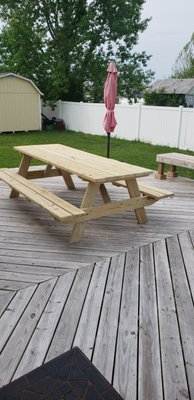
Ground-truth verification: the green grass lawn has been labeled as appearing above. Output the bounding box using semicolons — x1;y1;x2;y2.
0;129;194;179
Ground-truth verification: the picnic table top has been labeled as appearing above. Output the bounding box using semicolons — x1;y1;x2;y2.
14;144;152;183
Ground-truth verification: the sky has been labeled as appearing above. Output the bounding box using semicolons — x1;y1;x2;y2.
136;0;194;80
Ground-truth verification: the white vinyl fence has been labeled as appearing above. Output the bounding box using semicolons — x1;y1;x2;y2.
42;101;194;151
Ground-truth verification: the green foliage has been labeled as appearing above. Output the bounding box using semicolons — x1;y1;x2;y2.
172;33;194;78
144;88;186;107
0;0;154;102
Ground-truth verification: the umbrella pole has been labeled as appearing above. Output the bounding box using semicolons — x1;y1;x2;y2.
107;132;111;158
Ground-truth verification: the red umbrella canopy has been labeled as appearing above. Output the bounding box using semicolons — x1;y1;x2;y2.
103;61;118;133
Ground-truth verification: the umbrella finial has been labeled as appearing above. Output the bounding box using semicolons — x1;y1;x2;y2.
107;61;117;73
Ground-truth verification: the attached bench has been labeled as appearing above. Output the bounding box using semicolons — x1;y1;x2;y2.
0;169;85;223
155;152;194;180
113;180;174;201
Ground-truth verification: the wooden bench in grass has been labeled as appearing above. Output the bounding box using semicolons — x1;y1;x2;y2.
0;169;85;223
113;180;174;202
155;152;194;180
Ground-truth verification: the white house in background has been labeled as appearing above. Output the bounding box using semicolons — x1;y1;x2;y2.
150;78;194;107
0;72;43;133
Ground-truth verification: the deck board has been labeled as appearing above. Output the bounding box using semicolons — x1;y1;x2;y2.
113;249;139;400
154;239;189;399
92;254;125;383
167;235;194;398
1;172;194;399
13;271;77;379
138;244;163;400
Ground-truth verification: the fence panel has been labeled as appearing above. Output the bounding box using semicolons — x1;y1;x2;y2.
42;101;194;151
115;104;139;140
139;105;181;147
179;109;194;151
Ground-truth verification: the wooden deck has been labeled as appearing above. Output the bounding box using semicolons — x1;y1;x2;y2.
0;171;194;399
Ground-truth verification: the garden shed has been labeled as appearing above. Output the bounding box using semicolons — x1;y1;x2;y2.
0;73;43;132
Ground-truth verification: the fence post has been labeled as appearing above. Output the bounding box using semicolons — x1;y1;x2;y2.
177;105;183;149
80;101;84;132
137;103;142;141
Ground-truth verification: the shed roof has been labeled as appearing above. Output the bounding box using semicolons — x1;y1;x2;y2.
150;79;194;94
0;72;43;95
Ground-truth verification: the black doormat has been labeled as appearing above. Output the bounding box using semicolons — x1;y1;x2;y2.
0;347;124;399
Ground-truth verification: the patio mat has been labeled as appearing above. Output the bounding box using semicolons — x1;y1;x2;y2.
0;347;123;399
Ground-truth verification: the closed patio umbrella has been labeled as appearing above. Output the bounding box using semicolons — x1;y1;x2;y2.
103;61;118;158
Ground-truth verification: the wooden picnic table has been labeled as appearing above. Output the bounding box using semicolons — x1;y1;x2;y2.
0;144;173;243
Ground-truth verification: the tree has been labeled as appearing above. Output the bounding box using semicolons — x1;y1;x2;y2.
172;33;194;78
0;0;154;102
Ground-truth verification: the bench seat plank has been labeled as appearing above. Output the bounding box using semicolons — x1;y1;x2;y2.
0;169;85;223
156;152;194;179
156;153;194;169
113;180;173;200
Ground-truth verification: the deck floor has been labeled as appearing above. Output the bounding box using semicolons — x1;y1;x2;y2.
0;172;194;399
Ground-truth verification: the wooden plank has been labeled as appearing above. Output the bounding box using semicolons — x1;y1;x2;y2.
44;164;53;177
13;270;76;379
155;161;166;180
0;252;102;265
166;235;194;398
0;262;73;277
188;229;194;246
138;183;173;198
0;290;15;317
82;196;154;222
113;249;139;400
0;270;53;284
73;258;110;358
125;178;147;224
0;240;114;258
99;183;111;203
156;152;194;179
0;285;37;353
138;244;163;400
178;231;194;300
70;182;100;243
156;152;194;169
92;253;125;383
53;144;152;180
166;164;178;177
45;264;94;362
46;144;150;174
0;279;34;291
60;170;76;190
10;154;32;198
113;180;173;199
14;144;152;182
0;170;85;222
26;169;61;179
154;239;189;399
0;278;57;387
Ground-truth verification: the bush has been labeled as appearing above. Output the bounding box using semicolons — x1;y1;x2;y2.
144;88;186;107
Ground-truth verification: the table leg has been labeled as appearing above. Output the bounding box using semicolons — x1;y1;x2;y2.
44;164;53;177
70;182;100;243
99;184;111;203
10;155;32;198
155;162;166;180
125;178;147;224
61;171;75;189
167;164;178;177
